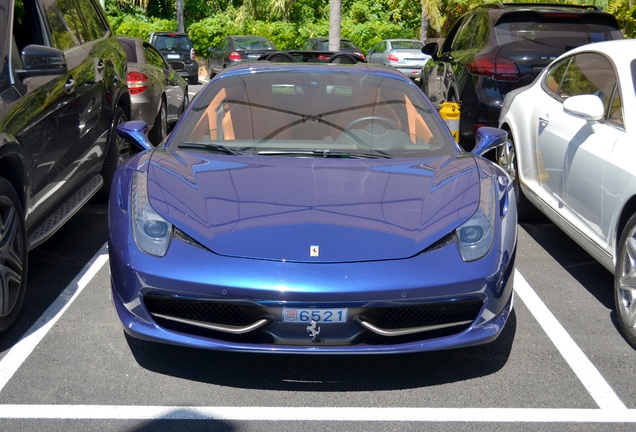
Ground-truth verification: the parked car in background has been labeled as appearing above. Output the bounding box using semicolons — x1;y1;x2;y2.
497;39;636;349
149;32;199;85
207;35;276;78
109;60;515;354
0;0;131;333
367;39;430;81
118;36;189;145
420;3;622;150
301;37;365;60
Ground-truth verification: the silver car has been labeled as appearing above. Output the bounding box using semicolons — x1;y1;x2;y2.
367;39;430;81
118;36;189;145
498;39;636;349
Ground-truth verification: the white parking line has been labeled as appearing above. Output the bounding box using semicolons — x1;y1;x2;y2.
0;256;632;423
513;271;626;411
0;405;635;422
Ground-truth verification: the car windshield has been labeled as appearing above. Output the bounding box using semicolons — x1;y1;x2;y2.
154;35;192;50
173;68;454;158
494;20;622;49
392;40;424;50
235;37;274;50
340;40;358;49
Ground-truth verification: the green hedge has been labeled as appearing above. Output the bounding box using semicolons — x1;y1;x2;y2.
110;14;417;57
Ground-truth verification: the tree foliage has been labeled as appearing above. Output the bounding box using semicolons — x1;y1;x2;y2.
106;0;636;56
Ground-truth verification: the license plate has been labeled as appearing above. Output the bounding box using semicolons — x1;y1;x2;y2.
166;54;180;59
248;54;260;58
283;308;348;323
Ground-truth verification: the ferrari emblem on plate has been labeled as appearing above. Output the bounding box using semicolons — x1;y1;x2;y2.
307;320;322;342
310;245;319;257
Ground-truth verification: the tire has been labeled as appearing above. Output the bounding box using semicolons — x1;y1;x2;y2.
149;100;167;145
0;178;28;334
615;213;636;349
180;88;189;116
328;53;357;64
98;106;130;201
496;134;541;222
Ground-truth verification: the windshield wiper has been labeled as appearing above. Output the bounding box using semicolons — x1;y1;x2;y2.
257;149;392;159
177;142;244;155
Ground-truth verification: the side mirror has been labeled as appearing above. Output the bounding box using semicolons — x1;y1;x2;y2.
116;121;154;152
422;42;439;61
17;45;67;79
563;94;604;121
472;127;508;157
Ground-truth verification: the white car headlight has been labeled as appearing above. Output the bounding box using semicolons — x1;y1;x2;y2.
132;171;173;257
456;176;496;262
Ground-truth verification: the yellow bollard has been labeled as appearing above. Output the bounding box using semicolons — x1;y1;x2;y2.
439;101;460;142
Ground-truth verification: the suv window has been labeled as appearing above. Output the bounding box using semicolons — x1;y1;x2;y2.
495;19;621;49
42;0;81;50
451;14;478;51
473;14;490;48
74;0;109;41
41;0;107;48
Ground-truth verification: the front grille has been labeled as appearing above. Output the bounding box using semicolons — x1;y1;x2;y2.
369;300;483;329
143;294;483;346
144;294;264;326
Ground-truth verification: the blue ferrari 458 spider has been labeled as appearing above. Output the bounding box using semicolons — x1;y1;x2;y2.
109;60;517;354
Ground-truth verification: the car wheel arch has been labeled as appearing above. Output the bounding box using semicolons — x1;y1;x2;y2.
0;147;27;211
615;198;636;258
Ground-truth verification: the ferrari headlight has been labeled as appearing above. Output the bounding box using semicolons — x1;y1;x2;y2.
456;176;496;262
132;171;173;257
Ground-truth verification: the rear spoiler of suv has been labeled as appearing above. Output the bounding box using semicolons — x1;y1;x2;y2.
258;50;365;64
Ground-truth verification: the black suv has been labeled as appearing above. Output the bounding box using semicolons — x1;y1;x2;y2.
149;32;199;84
0;0;131;332
420;3;622;149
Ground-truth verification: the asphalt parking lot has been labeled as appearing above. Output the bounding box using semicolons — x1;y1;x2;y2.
0;81;635;431
0;199;634;431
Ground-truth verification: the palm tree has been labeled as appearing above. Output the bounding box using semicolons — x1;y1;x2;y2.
420;0;442;44
329;0;341;51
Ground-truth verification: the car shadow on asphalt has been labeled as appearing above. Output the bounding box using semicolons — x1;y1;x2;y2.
125;309;516;391
519;221;621;337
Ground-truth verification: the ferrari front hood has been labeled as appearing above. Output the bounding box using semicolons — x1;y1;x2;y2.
146;151;482;262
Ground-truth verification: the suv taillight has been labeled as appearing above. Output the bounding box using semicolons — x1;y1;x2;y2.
127;71;149;95
229;51;241;61
190;48;195;60
467;55;519;81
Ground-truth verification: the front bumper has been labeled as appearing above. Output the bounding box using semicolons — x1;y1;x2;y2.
109;233;515;354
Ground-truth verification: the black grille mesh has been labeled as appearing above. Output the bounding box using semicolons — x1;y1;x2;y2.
144;295;256;325
374;300;482;329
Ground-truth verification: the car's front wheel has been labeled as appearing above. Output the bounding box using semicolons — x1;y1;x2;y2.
149;100;167;145
496;134;540;221
615;213;636;349
99;106;130;200
0;177;27;334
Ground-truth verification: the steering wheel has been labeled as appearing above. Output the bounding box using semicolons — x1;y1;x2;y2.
345;116;398;133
